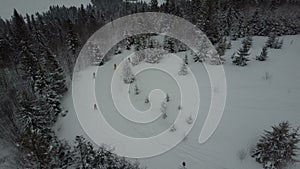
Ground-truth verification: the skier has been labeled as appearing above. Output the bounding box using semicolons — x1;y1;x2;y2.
94;104;97;110
93;72;96;79
114;64;117;70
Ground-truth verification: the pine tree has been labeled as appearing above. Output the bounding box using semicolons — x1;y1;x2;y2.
72;136;98;168
251;122;300;169
66;20;81;58
122;58;135;84
150;0;159;11
266;33;276;48
165;93;170;102
19;45;40;82
163;36;176;53
256;46;268;61
184;55;188;65
216;38;227;57
33;68;62;121
66;19;81;75
274;39;283;49
243;36;253;49
71;136;143;169
266;33;283;49
232;41;250;66
42;49;67;95
178;62;188;76
18;96;44;130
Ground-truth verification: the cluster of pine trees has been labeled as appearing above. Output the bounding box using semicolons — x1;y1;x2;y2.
0;0;300;167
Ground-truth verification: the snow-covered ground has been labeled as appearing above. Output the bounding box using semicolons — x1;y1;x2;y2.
54;35;300;169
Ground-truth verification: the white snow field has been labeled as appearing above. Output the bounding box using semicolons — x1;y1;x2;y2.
54;35;300;169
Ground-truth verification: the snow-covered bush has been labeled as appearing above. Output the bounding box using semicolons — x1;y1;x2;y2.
144;48;166;64
161;101;167;119
256;46;268;61
170;125;176;132
266;34;283;49
122;58;135;84
207;49;225;65
237;149;247;161
115;46;122;54
131;51;145;66
186;116;193;125
193;51;206;63
145;97;149;103
251;121;300;169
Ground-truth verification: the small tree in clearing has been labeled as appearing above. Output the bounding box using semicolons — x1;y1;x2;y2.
266;33;283;49
266;33;276;48
165;94;170;102
256;46;268;61
243;36;253;49
178;62;188;76
251;121;300;169
184;54;188;65
232;42;250;66
122;58;135;84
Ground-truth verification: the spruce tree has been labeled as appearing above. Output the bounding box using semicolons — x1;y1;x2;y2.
266;33;276;48
216;38;227;57
251;122;300;169
232;41;250;66
163;37;176;53
184;55;188;65
42;49;67;95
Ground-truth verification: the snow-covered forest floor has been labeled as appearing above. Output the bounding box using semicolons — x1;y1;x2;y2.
53;35;300;169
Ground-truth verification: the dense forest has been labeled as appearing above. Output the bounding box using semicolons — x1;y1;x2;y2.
0;0;300;168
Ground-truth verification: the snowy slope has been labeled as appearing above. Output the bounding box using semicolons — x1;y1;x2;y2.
54;35;300;169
